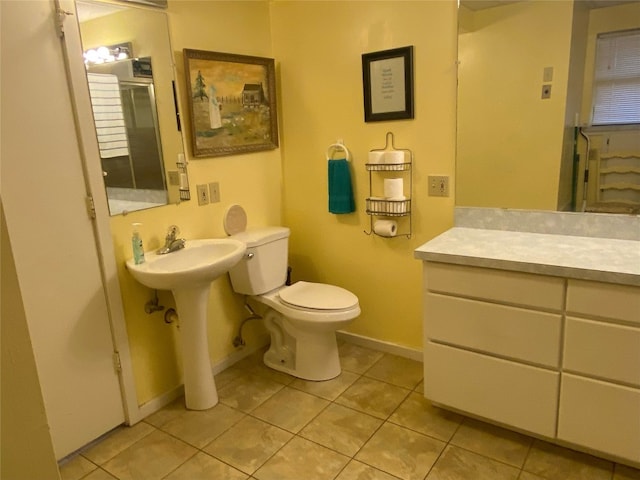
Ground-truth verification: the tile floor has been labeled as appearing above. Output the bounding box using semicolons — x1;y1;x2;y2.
60;342;640;480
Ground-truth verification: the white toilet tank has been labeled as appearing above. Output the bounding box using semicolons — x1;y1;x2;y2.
228;226;290;295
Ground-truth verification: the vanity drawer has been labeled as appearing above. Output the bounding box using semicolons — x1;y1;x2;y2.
567;280;640;325
563;317;640;387
426;293;562;367
558;374;640;463
424;342;559;438
425;263;564;310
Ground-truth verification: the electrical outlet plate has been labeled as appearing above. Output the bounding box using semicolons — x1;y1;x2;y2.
541;84;552;99
428;175;450;197
209;182;220;203
167;171;180;186
196;184;209;205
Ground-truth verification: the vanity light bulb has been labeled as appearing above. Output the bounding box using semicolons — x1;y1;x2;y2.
117;52;128;60
85;49;99;63
97;46;110;60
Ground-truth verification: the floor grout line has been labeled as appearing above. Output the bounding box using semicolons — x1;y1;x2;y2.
63;342;638;480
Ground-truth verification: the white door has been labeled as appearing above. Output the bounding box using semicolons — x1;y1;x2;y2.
1;0;127;459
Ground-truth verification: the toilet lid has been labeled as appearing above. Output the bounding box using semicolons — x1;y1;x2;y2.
279;281;358;310
224;204;247;236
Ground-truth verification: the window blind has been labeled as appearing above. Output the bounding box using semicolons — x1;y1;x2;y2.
591;29;640;126
87;73;130;158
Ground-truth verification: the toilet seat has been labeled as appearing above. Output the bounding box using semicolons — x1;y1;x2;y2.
278;281;358;311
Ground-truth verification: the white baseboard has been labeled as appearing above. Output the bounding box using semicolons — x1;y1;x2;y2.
337;330;423;362
211;333;270;375
136;332;421;420
137;384;185;420
136;333;270;421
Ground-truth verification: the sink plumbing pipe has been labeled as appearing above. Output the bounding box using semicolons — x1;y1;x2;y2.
164;308;178;325
233;265;292;347
233;300;263;347
145;290;165;314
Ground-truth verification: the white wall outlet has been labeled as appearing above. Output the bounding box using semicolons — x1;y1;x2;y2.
428;175;450;197
196;184;209;205
209;182;220;203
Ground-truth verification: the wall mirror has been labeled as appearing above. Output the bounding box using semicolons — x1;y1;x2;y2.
456;0;640;214
76;0;184;215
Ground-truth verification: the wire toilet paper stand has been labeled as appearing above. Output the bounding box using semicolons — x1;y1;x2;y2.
364;132;413;238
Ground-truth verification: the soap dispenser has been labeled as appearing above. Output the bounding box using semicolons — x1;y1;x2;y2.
132;223;145;265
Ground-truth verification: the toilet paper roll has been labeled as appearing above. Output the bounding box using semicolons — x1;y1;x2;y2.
384;151;405;164
373;219;398;237
384;178;404;199
368;151;385;164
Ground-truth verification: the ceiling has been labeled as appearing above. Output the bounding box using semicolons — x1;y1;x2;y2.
76;2;126;22
76;0;167;23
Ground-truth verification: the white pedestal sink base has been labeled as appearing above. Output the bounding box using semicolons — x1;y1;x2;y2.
173;286;218;410
125;238;247;410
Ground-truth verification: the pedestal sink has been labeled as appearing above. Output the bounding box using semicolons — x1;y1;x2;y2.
126;238;246;410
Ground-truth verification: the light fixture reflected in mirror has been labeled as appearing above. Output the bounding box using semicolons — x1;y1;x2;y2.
77;0;185;216
83;42;133;66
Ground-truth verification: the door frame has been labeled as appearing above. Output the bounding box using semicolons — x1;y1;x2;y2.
57;0;141;426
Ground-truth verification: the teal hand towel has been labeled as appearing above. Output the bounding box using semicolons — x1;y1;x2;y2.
328;158;355;214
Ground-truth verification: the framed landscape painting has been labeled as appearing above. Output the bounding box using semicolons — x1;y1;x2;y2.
183;49;279;157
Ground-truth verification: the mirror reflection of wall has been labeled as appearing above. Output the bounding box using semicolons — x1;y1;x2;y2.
77;0;185;216
456;0;640;214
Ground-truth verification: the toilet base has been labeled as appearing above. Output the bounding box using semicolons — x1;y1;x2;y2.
262;310;342;381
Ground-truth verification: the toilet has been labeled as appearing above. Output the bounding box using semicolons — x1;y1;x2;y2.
225;207;360;381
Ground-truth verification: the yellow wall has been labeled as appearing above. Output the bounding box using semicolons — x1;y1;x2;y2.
456;1;573;210
556;0;589;211
108;0;456;406
1;205;60;480
108;1;279;405
271;1;457;347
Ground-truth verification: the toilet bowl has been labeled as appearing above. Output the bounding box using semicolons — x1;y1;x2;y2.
253;281;360;380
224;205;360;381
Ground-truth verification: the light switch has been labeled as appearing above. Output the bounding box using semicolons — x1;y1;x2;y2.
541;84;552;99
543;66;554;82
209;182;220;203
428;175;450;197
196;184;209;205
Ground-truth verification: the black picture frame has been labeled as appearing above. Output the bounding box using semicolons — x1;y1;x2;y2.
362;46;414;122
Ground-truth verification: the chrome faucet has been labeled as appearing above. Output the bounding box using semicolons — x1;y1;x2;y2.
157;225;186;254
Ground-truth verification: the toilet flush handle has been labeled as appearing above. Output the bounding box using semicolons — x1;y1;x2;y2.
246;252;254;260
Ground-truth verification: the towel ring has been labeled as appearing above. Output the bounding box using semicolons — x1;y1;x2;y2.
326;143;351;161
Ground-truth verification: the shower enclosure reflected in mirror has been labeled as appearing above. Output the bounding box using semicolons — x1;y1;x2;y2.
76;0;185;215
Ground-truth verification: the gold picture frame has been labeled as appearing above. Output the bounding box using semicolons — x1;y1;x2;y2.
183;49;279;157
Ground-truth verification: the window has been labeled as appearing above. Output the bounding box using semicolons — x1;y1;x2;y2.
591;29;640;126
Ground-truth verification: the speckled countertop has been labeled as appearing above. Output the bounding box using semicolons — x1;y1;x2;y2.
414;209;640;287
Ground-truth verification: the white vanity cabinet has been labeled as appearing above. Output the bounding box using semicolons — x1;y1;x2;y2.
415;213;640;467
422;261;640;466
557;280;640;463
423;263;564;437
